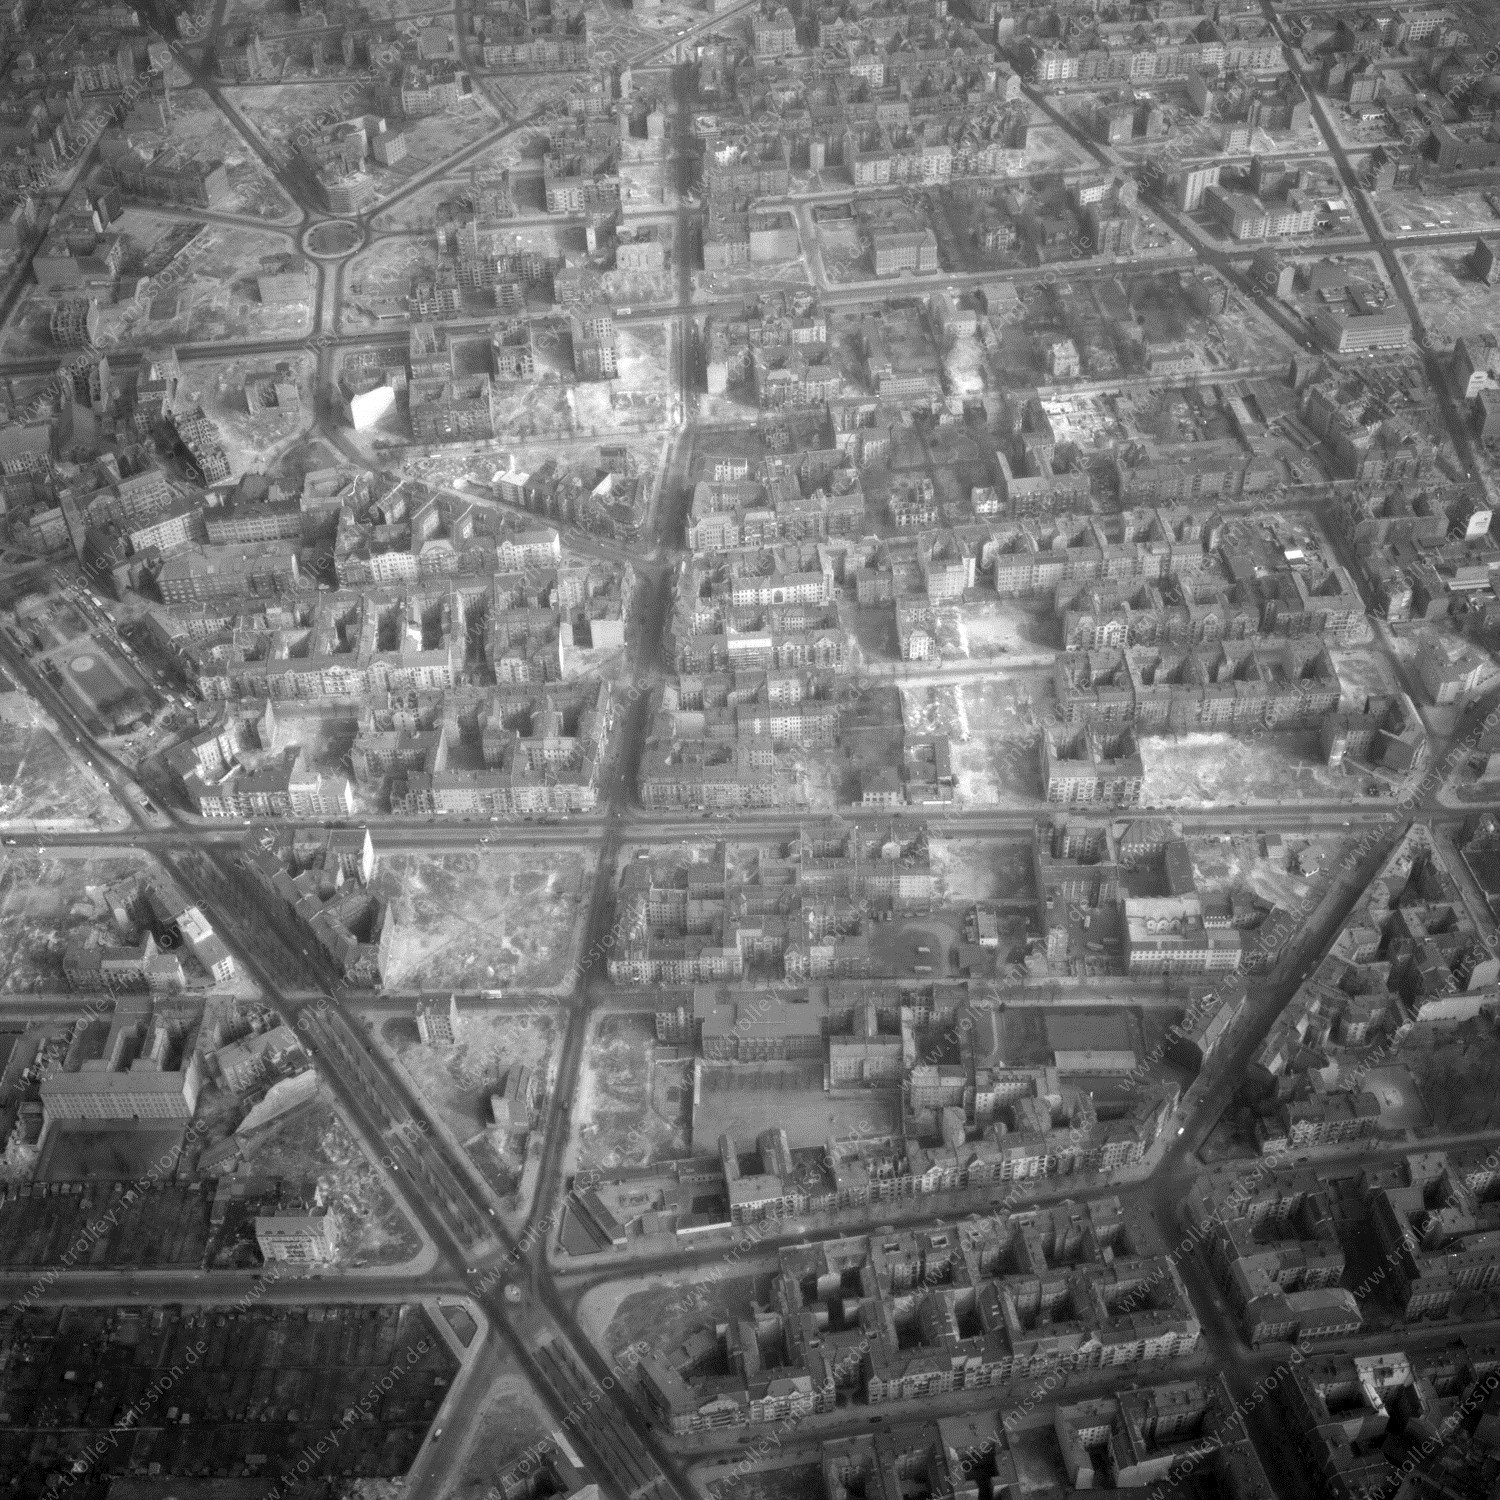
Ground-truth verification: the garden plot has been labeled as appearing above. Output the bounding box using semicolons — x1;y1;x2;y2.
372;849;595;992
1406;1021;1500;1133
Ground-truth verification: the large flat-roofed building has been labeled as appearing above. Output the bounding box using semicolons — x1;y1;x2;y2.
40;1003;204;1122
697;988;827;1060
872;229;937;277
41;1066;201;1119
1124;895;1243;974
1313;305;1409;353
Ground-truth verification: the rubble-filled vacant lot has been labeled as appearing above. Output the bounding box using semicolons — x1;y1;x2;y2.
207;1094;421;1267
929;839;1036;904
378;97;506;184
345;234;440;304
381;1008;557;1199
1139;731;1374;807
952;600;1059;659
901;676;1050;805
228;81;383;164
224;0;444;32
581;1267;776;1369
0;1303;454;1486
570;322;674;436
0;850;157;991
127;90;299;222
1376;185;1500;237
582;6;666;63
1188;829;1353;911
1398;246;1500;350
574;1014;691;1172
165;352;315;479
1331;646;1401;702
0;720;130;830
373;848;595;992
696;248;813;301
488;70;598;126
366;134;552;231
94;221;311;350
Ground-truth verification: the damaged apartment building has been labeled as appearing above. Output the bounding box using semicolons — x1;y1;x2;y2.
241;827;395;987
609;823;932;985
167;563;627;701
637;1200;1199;1432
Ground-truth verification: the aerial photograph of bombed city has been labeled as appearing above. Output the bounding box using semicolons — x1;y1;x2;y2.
4;0;1500;1495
